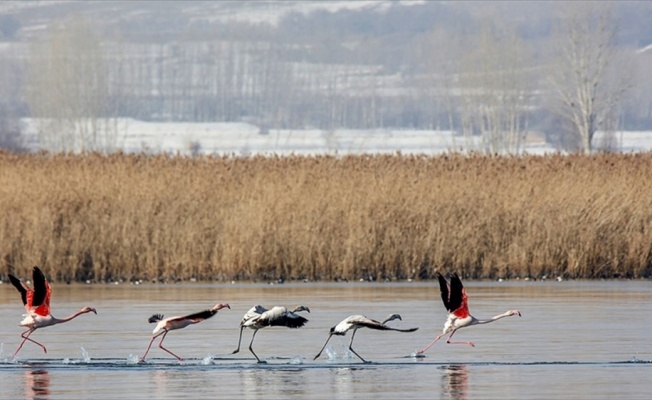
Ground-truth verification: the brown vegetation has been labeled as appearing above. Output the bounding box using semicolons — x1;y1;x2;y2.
1;151;651;282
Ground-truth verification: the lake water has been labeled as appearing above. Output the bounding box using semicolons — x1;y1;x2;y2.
0;280;650;399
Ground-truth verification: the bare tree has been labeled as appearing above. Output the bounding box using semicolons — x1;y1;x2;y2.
26;18;123;153
458;21;532;154
258;40;296;128
547;3;629;154
412;26;465;149
0;49;24;151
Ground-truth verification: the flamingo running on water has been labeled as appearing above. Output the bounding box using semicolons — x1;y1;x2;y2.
140;303;230;362
313;313;418;363
7;266;97;359
232;305;310;363
417;272;521;354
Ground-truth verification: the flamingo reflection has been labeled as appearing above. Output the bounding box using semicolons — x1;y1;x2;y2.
25;369;51;399
441;364;468;400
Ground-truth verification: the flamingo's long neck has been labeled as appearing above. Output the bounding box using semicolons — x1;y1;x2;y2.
50;309;92;325
475;311;515;325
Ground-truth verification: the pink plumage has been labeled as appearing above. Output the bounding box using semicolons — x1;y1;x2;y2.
140;303;230;362
8;266;97;359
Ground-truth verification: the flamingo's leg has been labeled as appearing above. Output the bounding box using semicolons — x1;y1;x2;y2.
231;326;245;354
313;333;334;360
157;331;184;361
417;331;448;354
140;330;166;362
347;329;369;363
445;329;475;347
248;329;264;363
13;329;45;358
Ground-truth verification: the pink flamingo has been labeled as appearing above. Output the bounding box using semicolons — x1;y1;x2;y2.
417;272;521;354
8;266;97;358
140;303;230;362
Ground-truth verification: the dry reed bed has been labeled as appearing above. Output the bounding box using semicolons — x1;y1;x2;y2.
1;151;651;282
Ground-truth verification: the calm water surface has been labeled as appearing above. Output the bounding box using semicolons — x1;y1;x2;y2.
0;280;650;399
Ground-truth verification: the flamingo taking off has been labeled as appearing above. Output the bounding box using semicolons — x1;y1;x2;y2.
140;303;230;362
7;266;97;359
231;305;310;363
417;272;521;354
313;313;418;363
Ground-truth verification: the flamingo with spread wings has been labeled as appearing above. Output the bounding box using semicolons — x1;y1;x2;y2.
232;305;310;363
314;313;418;363
140;303;231;362
8;266;97;358
417;272;521;354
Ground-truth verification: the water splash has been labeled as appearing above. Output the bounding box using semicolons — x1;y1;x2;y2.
200;355;214;365
343;349;357;361
80;347;91;363
126;354;141;364
325;347;338;361
289;356;304;365
0;342;8;363
62;347;92;364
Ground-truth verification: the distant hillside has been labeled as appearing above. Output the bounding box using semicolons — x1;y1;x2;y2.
1;1;651;153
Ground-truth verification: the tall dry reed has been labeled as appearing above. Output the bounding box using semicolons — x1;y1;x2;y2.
1;151;651;282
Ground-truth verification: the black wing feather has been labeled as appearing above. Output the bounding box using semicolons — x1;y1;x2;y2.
31;266;48;307
8;274;28;306
267;314;308;328
437;272;451;311
358;319;391;330
148;314;164;323
448;273;465;313
285;315;308;328
182;309;217;321
387;326;419;333
357;319;418;333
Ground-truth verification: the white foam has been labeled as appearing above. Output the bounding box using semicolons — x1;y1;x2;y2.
200;355;214;365
289;356;304;365
126;354;141;364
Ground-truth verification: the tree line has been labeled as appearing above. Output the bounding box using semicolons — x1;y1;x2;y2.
0;2;649;154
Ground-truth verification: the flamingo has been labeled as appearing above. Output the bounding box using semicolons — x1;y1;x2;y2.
140;302;231;362
417;272;521;354
231;305;310;363
7;266;97;359
313;313;418;363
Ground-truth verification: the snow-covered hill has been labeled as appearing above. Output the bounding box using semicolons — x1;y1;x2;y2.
20;118;652;156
